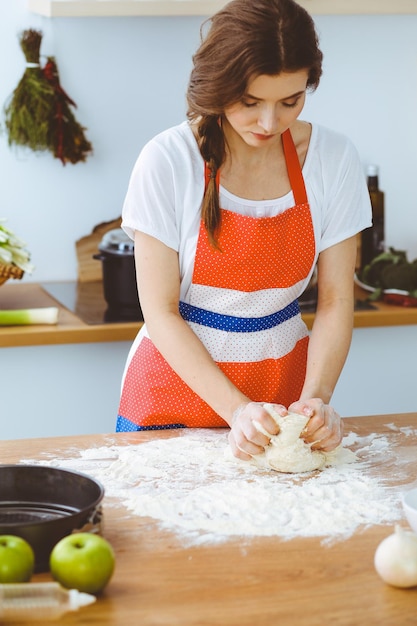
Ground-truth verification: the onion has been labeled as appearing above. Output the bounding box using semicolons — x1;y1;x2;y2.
374;525;417;588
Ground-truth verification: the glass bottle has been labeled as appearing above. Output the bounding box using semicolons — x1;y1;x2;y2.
360;164;385;269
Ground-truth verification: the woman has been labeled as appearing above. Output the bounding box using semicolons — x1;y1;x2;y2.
117;0;371;461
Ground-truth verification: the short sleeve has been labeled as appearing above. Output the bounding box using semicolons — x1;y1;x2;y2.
307;128;373;253
121;138;180;251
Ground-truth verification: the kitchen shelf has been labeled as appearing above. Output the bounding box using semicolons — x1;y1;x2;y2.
28;0;225;16
27;0;417;18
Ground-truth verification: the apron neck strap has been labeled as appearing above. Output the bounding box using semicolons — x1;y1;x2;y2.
281;129;308;205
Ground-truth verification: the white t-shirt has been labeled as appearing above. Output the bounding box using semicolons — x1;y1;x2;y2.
122;121;372;303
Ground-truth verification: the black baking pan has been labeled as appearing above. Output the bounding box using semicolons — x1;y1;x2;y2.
0;465;104;572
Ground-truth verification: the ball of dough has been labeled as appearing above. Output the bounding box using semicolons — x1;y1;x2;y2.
253;404;326;473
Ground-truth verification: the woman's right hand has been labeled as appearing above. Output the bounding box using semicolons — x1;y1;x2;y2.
228;402;287;460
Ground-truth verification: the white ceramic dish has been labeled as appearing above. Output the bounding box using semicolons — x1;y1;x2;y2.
354;273;412;295
402;488;417;534
354;274;376;293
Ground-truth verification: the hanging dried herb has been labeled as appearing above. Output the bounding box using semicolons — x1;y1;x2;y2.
4;30;54;152
43;57;93;164
3;29;93;165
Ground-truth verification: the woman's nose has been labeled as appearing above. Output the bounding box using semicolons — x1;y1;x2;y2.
257;105;278;133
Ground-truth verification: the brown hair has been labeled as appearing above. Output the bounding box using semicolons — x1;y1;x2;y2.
186;0;323;247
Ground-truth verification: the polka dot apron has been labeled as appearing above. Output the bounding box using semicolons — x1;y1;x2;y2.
117;129;315;431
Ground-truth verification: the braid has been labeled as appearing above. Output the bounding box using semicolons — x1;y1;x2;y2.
197;115;225;249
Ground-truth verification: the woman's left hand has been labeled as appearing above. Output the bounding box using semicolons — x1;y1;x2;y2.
288;398;343;452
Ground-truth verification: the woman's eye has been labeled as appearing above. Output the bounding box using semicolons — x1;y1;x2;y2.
282;99;300;108
242;99;258;108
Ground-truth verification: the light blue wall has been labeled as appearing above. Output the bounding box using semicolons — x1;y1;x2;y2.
1;342;130;439
1;4;417;281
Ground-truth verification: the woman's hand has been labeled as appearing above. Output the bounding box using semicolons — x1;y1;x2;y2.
228;402;286;460
288;398;343;452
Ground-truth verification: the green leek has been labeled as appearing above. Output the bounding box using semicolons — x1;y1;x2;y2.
0;307;58;326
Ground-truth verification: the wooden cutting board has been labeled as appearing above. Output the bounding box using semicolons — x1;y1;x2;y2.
75;217;122;282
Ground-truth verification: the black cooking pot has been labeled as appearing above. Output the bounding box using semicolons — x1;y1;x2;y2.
0;465;104;572
93;228;143;321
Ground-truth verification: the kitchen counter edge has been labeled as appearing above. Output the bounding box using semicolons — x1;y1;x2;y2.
1;282;417;348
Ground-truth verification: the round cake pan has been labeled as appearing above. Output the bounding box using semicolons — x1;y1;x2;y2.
0;464;104;572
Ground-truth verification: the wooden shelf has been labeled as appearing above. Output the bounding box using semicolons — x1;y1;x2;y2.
27;0;417;18
27;0;226;17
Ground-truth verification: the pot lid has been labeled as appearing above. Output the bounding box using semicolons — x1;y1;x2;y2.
98;229;134;255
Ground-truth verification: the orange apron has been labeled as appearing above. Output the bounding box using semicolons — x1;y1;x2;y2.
117;129;315;431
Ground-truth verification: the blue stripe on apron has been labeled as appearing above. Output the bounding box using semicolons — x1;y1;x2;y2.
179;299;300;332
116;415;186;432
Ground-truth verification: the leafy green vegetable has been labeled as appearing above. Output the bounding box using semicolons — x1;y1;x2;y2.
0;219;34;273
358;247;417;297
380;263;417;291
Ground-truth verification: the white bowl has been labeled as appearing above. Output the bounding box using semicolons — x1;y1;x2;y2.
402;488;417;534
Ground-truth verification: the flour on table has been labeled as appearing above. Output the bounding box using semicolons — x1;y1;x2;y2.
21;425;415;546
251;404;356;473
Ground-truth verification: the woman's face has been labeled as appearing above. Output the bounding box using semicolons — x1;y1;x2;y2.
223;70;309;148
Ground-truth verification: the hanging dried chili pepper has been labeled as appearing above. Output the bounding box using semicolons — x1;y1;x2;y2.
43;57;93;164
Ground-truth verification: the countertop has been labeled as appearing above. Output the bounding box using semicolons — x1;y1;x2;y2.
0;282;142;347
1;281;417;348
2;413;416;625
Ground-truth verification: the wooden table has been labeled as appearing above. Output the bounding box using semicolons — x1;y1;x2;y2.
2;414;417;625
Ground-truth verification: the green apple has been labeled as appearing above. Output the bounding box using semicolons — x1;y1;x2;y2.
0;534;35;583
49;532;115;594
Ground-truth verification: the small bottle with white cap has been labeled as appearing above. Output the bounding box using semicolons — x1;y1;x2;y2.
0;581;96;621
